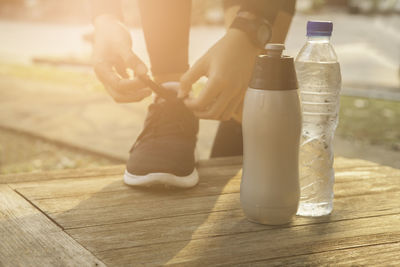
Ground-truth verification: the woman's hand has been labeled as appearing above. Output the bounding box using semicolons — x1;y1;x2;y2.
179;28;260;120
93;15;151;103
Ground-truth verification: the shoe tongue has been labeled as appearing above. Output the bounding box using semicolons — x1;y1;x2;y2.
154;82;179;103
150;81;190;119
150;98;188;126
150;96;179;115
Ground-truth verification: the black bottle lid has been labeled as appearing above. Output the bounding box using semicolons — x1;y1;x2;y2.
249;44;298;91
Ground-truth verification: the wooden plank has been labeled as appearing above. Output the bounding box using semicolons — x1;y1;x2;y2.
66;191;400;253
48;193;240;229
333;156;379;169
10;161;400;201
41;178;400;229
2;156;385;186
19;173;400;229
6;157;400;265
0;156;241;185
97;214;400;266
196;156;243;167
18;169;242;213
237;242;400;266
0;185;105;267
10;158;400;229
0;164;125;184
9;164;243;202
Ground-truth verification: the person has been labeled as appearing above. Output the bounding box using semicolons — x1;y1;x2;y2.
92;0;296;188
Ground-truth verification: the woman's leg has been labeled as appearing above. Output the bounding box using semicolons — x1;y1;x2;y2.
138;0;191;83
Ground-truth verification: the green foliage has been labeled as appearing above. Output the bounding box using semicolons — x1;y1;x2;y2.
337;96;400;150
312;0;326;9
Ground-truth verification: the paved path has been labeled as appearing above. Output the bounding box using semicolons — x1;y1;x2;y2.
0;76;218;161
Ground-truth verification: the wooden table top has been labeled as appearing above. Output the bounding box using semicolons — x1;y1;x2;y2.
1;156;399;266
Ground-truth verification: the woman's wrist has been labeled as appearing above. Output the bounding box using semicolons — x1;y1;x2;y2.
153;73;185;84
226;28;261;55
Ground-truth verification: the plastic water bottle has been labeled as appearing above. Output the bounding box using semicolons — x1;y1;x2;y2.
295;21;342;216
241;44;301;225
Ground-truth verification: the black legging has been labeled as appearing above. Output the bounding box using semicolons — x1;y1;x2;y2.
137;0;296;77
138;0;191;77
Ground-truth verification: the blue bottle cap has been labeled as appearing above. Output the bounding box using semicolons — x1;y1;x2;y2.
307;21;333;36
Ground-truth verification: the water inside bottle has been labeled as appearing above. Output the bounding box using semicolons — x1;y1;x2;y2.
295;61;341;216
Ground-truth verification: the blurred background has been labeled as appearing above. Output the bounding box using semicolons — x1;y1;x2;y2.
0;0;399;174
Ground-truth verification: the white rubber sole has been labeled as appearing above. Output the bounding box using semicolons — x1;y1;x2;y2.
124;169;199;188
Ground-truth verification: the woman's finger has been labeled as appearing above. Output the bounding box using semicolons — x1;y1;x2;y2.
94;61;120;89
113;56;129;78
193;89;234;120
118;45;148;76
179;58;207;98
220;88;245;121
184;74;228;111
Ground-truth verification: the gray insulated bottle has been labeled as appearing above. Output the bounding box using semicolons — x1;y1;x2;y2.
241;44;302;225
